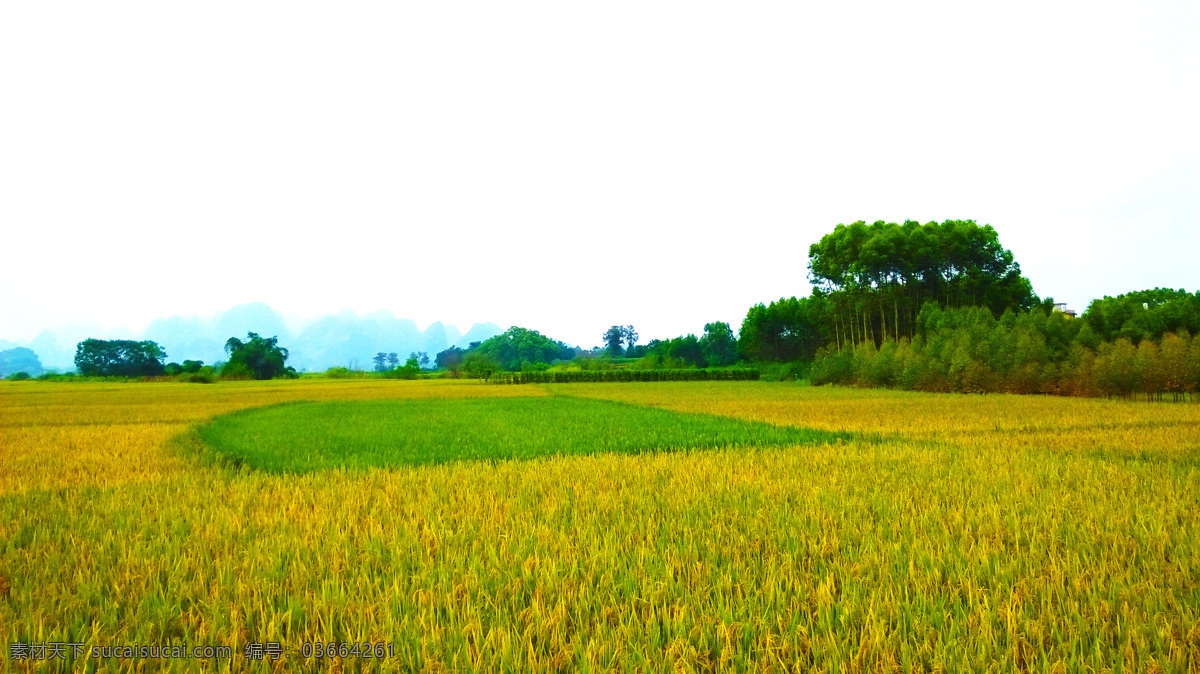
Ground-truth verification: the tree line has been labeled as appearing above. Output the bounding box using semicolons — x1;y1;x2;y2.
810;303;1200;399
737;220;1047;364
429;322;744;377
434;327;577;378
368;351;430;379
731;219;1200;399
17;218;1196;397
66;332;296;381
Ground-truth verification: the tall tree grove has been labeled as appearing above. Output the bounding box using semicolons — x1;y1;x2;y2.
807;220;1040;346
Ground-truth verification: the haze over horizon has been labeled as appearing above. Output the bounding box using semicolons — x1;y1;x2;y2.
2;1;1197;350
0;304;500;348
0;302;509;372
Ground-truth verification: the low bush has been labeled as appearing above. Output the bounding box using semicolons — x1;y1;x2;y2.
486;368;760;385
323;367;359;379
185;366;217;384
382;365;421;380
756;361;811;382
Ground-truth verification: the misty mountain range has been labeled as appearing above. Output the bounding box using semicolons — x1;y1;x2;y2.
0;303;503;372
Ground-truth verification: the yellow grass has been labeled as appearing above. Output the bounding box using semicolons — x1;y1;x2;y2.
0;380;539;495
1;379;1197;672
552;381;1200;456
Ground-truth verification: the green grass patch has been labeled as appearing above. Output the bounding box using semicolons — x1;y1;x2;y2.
197;396;849;472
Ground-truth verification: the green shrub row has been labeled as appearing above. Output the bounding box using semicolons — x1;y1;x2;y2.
486;368;760;385
812;328;1200;401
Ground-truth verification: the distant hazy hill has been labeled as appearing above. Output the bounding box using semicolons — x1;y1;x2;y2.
0;347;43;378
144;315;222;365
9;303;504;372
28;322;138;370
287;311;501;371
459;322;504;347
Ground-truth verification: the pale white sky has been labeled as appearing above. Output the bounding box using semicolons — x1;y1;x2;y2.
2;1;1197;347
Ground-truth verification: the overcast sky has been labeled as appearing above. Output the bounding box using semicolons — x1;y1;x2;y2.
2;1;1197;347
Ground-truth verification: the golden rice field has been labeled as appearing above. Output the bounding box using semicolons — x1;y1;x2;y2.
1;379;1198;673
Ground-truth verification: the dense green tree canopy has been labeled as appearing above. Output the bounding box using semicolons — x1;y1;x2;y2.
164;359;208;378
223;332;296;380
75;339;167;377
462;351;500;378
602;326;626;356
435;346;466;370
739;294;830;362
655;335;704;367
700;322;739;367
1082;288;1200;344
641;322;745;369
473;327;574;371
811;302;1200;400
808;220;1039;345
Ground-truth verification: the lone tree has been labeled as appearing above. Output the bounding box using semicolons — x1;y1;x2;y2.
436;346;466;374
372;352;388;372
223;332;296;380
603;326;626;356
386;352;400;370
700;321;739;366
75;339;167;377
622;325;638;352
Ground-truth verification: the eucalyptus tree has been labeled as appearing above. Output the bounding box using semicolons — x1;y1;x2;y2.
808;219;1038;345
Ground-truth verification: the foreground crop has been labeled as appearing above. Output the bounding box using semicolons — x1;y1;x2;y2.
1;380;1198;672
197;396;846;472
